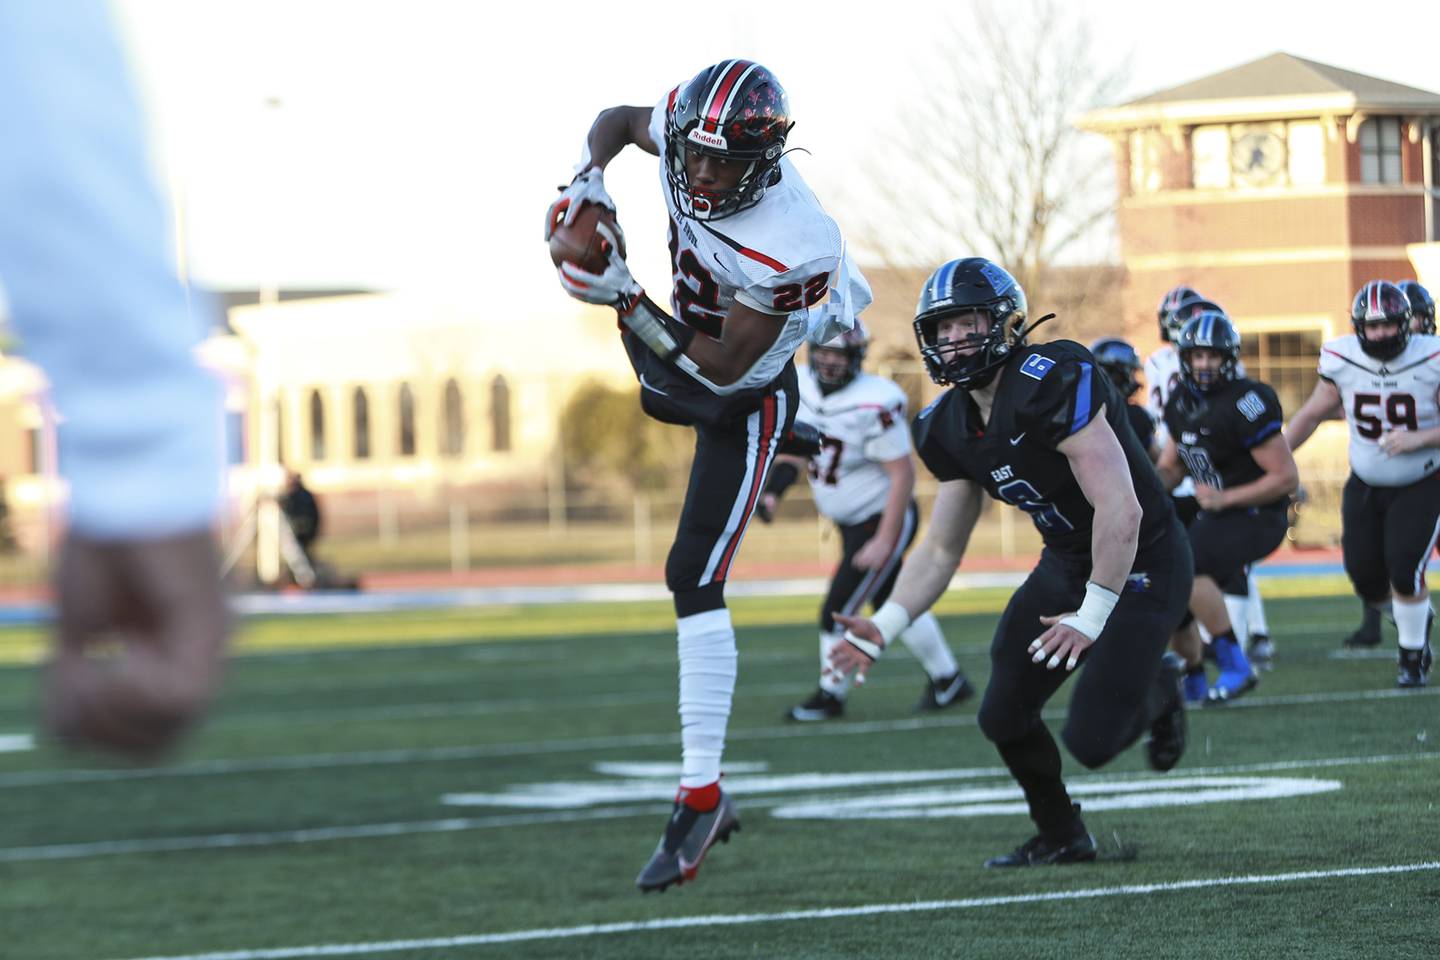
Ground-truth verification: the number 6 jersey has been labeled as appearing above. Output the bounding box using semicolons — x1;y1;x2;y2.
1318;333;1440;486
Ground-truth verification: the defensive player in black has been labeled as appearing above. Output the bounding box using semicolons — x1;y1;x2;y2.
1158;311;1299;702
832;258;1191;868
1092;336;1159;461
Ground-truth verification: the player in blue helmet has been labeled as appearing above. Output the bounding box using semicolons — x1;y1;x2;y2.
833;257;1192;868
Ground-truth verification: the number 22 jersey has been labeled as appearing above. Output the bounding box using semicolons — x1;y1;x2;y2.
1318;333;1440;487
913;341;1174;556
647;90;862;397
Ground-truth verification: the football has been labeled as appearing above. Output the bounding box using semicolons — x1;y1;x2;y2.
548;201;624;274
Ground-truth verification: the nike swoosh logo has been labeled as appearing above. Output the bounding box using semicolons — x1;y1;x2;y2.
933;674;966;706
639;374;669;396
1009;433;1026;446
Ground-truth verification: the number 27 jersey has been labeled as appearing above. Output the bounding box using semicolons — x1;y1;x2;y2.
1318;333;1440;486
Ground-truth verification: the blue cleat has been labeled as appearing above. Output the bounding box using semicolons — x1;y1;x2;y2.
1207;634;1258;705
1182;666;1209;705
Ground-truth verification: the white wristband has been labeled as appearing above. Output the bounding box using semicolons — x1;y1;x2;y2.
1059;582;1120;642
842;601;911;661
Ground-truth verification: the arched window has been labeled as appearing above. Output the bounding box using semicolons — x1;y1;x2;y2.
441;378;465;458
398;383;416;457
490;375;511;452
352;387;371;460
308;389;326;461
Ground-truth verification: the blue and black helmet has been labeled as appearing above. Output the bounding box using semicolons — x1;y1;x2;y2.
1177;310;1241;392
913;258;1028;389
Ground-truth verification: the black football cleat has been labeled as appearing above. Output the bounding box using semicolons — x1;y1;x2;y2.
985;818;1097;869
1146;653;1187;772
786;688;845;722
636;792;740;893
1397;644;1432;689
778;421;824;458
1343;606;1383;649
914;671;974;713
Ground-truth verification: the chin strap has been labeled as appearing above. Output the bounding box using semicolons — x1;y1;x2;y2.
952;313;1059;385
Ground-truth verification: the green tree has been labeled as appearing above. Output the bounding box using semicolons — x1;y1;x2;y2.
559;381;691;493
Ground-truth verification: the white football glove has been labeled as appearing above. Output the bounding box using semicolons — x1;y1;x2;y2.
556;222;643;307
544;167;616;241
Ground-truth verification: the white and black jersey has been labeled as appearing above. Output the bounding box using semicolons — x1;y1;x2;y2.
796;367;910;526
1318;333;1440;487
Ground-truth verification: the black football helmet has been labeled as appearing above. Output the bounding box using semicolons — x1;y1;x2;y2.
664;60;793;222
1177;311;1242;393
1165;293;1225;344
1090;336;1143;399
1350;280;1412;360
1396;280;1435;335
1156;285;1201;342
808;317;869;394
914;258;1028;389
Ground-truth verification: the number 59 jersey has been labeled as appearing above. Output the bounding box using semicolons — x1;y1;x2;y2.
796;367;911;526
1318;333;1440;487
648;90;851;397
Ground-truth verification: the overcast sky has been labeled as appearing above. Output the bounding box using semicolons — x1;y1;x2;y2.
111;0;1440;298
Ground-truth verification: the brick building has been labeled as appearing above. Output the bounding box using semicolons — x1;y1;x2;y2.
1079;52;1440;416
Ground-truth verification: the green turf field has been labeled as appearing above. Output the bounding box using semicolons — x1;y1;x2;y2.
0;584;1435;960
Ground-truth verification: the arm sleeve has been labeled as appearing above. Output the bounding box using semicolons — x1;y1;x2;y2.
1317;346;1345;385
647;91;673;153
734;255;843;317
0;1;222;540
862;390;912;462
1016;358;1105;448
1234;383;1285;449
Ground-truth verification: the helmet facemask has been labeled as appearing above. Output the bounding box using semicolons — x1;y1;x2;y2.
1351;281;1412;361
1177;311;1240;394
915;301;1023;390
664;61;793;222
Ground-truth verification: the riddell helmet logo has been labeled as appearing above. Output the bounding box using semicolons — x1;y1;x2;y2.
688;128;728;150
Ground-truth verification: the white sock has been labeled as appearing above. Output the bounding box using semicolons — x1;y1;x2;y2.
1392;594;1433;651
1246;570;1269;636
897;612;959;679
1223;594;1249;647
818;630;851;697
676;608;737;788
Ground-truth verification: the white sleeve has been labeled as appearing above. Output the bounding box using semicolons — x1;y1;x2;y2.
647;91;673;155
734;254;844;316
0;1;222;540
862;389;911;462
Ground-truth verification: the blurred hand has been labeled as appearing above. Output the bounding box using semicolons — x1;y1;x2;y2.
829;613;884;685
1193;482;1227;511
46;529;229;760
755;492;779;524
852;534;895;571
1379;430;1425;456
1029;614;1095;672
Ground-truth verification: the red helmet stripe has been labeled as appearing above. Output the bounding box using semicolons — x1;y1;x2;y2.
702;60;754;128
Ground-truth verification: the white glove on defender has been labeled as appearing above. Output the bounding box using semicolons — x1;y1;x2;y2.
543;167;616;240
557;222;643;307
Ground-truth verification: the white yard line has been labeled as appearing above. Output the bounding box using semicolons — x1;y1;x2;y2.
109;861;1440;960
4;751;1436;863
1;683;1434;790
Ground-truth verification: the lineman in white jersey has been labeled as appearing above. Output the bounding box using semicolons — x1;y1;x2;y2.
1147;288;1275;675
757;321;972;721
547;60;866;893
1286;280;1440;687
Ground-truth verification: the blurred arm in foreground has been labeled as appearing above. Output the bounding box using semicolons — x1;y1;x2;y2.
0;1;228;758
